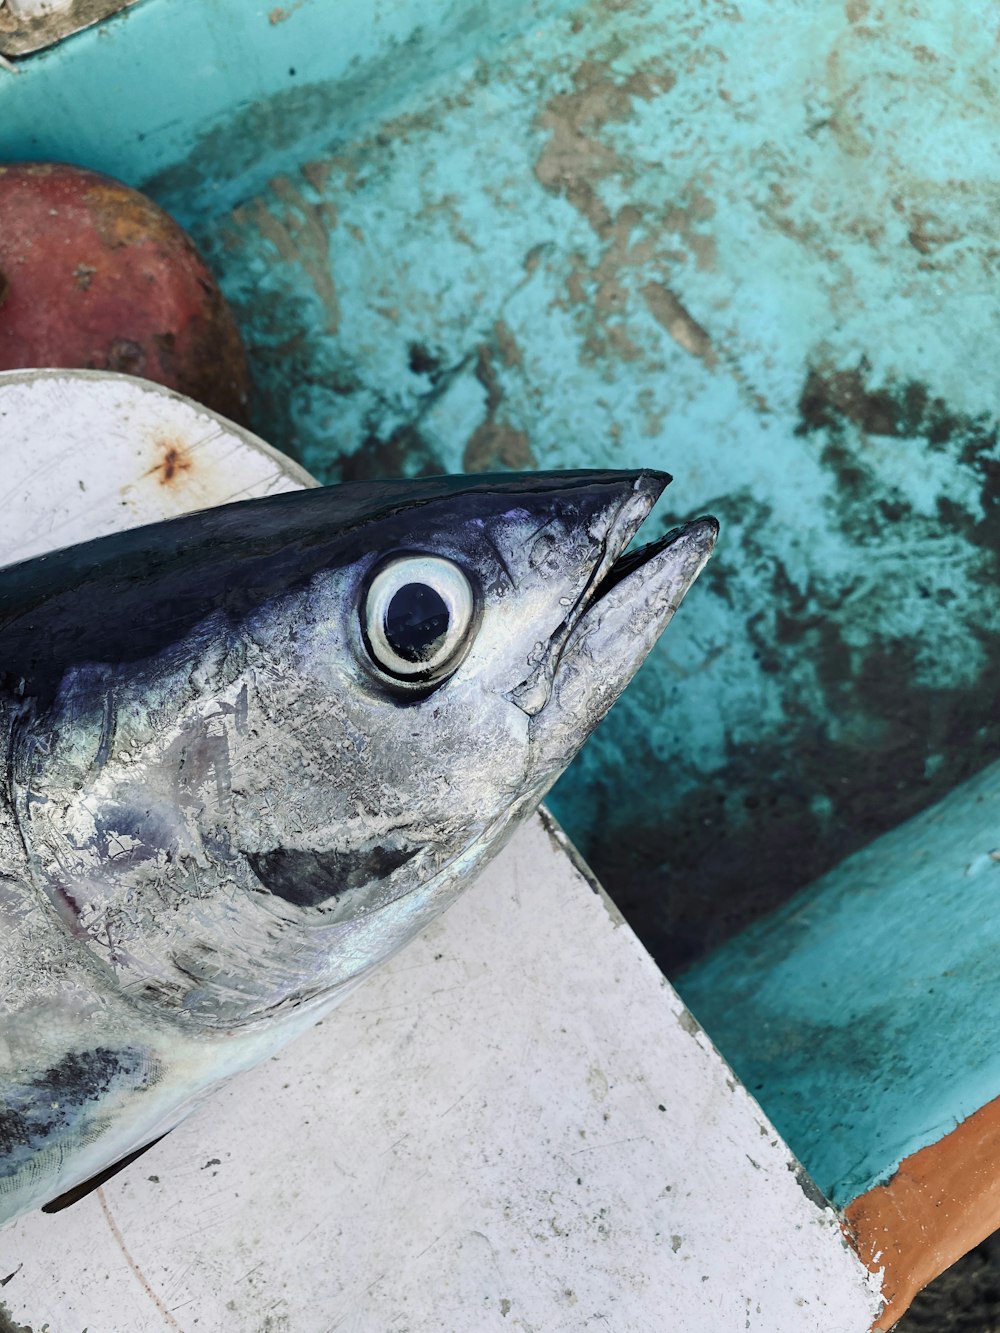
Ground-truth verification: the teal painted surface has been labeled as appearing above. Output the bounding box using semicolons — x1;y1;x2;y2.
680;755;1000;1208
186;0;1000;979
5;0;1000;1032
0;0;577;218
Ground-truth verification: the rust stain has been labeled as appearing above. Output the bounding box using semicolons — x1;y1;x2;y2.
98;1188;187;1331
268;0;304;23
144;439;195;487
844;1092;1000;1329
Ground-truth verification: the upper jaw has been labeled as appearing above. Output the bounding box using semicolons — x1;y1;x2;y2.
538;513;718;747
506;473;666;716
507;472;714;718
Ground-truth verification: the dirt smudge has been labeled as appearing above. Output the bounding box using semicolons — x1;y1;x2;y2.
463;343;536;473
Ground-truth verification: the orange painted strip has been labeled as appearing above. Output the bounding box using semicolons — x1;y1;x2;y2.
845;1092;1000;1330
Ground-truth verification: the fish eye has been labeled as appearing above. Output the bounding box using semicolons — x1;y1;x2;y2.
362;554;476;685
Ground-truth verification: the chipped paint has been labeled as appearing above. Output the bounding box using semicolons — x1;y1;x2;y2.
846;1091;1000;1329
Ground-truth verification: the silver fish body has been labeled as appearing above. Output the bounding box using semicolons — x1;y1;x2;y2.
0;470;716;1223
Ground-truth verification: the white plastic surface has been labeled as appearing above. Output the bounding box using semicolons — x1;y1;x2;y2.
0;370;883;1331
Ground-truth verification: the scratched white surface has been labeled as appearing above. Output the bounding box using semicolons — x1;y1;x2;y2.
0;368;315;566
0;371;882;1332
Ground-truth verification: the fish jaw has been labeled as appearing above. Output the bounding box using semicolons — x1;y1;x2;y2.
503;471;670;715
526;515;719;786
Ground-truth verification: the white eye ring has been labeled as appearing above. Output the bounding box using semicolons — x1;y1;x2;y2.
362;555;476;684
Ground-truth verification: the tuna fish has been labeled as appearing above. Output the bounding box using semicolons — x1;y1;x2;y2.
0;469;716;1223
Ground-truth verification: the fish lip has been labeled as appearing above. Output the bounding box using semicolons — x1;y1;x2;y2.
562;513;720;663
521;511;719;748
588;514;720;607
506;472;676;716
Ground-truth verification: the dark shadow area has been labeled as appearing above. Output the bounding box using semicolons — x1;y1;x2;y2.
898;1230;1000;1332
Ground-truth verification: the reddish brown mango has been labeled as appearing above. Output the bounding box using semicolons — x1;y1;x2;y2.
0;162;250;424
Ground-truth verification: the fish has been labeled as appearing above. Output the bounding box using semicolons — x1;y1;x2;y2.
0;468;716;1224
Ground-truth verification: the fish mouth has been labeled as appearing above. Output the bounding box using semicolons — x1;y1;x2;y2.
508;473;718;718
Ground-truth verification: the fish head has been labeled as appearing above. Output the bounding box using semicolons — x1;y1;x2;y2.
0;470;718;1223
289;469;717;825
6;470;716;1024
232;471;717;992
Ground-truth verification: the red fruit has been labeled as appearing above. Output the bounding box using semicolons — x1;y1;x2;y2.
0;162;250;424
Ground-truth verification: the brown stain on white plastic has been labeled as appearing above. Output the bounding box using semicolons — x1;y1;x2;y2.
147;438;195;487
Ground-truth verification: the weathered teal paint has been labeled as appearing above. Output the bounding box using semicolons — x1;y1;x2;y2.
0;0;579;218
4;0;1000;1003
679;755;1000;1208
188;0;1000;978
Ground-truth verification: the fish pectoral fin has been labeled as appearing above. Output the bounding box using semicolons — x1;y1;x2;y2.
40;1131;170;1213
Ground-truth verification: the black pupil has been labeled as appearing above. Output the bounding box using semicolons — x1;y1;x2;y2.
384;583;451;664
